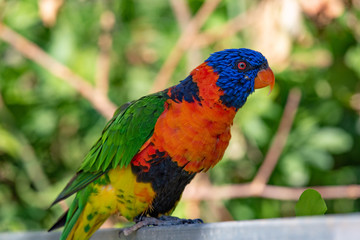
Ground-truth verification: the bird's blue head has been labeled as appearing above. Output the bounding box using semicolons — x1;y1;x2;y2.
206;48;275;110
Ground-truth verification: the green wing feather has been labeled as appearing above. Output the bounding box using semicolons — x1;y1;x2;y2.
80;92;167;171
50;171;105;206
51;92;167;207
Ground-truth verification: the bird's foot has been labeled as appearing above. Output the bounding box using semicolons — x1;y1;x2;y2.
153;215;203;225
119;216;203;236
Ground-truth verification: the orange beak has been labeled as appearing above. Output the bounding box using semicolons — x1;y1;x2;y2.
254;67;275;94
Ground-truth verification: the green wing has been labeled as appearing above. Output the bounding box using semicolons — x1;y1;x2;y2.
81;93;167;172
51;92;167;206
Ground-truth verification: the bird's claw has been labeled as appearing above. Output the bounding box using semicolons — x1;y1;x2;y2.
157;215;203;225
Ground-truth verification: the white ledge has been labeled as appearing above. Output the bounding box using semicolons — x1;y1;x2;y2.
1;214;359;240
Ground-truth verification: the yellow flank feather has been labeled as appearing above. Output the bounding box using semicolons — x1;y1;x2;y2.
108;166;156;220
66;166;156;240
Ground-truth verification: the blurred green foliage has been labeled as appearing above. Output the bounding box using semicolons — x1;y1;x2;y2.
0;0;360;232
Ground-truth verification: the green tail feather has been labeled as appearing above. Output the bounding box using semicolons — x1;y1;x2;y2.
59;186;92;240
48;210;68;232
51;171;105;207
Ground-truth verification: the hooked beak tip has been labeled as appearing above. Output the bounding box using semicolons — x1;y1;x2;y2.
254;67;275;94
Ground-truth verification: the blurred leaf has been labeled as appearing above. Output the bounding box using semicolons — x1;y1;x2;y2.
314;101;342;125
3;1;39;30
345;44;360;78
309;127;353;154
0;125;21;157
49;22;76;64
300;147;334;171
242;117;270;147
280;152;310;187
24;108;57;137
227;200;255;220
295;189;327;216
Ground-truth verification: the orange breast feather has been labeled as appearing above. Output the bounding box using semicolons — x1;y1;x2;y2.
151;64;236;172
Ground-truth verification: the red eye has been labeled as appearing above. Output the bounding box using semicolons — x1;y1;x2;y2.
238;61;246;70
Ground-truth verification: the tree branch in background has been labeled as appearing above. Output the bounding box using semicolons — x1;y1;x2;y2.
183;183;360;201
38;0;64;27
150;0;222;93
170;0;202;70
96;11;115;95
170;0;192;30
183;88;360;202
250;88;301;194
0;22;117;120
186;173;234;221
191;4;261;48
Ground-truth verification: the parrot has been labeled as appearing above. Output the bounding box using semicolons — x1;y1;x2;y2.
49;48;275;240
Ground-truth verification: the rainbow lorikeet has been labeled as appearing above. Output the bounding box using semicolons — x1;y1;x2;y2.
49;48;275;240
